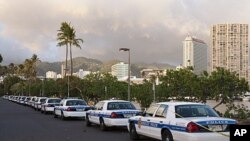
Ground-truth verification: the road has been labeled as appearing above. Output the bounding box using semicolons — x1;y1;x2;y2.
0;99;150;141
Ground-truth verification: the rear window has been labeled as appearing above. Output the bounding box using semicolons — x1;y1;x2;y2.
48;99;61;103
40;98;46;102
145;104;159;117
107;102;136;110
66;100;87;106
175;105;219;118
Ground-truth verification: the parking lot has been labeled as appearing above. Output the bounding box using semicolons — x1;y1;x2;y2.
0;99;137;141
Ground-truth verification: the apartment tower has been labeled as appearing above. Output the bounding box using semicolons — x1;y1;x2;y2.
111;62;128;79
183;36;208;75
211;24;248;80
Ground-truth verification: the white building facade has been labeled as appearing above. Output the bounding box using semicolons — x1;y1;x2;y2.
211;24;248;80
78;69;91;79
111;62;128;79
46;71;57;79
183;36;208;75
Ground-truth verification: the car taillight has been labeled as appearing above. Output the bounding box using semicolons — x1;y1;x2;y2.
111;112;118;118
67;107;76;111
186;122;199;132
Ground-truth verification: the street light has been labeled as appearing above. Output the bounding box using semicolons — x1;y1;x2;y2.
119;48;130;101
64;68;70;98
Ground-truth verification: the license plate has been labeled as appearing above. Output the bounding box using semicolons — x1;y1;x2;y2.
76;109;84;111
208;125;223;131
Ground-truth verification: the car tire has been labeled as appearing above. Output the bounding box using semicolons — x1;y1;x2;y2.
54;111;58;118
129;123;139;140
86;114;91;127
61;111;66;120
161;129;173;141
100;118;106;131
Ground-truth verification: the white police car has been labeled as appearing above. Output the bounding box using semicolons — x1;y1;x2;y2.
127;102;237;141
54;99;91;120
86;100;140;131
41;98;61;114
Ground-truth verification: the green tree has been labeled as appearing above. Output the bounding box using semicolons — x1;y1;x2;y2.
10;81;25;95
198;71;212;103
84;73;104;102
132;81;154;109
3;76;21;95
22;54;40;95
8;63;17;75
159;68;199;101
210;67;249;109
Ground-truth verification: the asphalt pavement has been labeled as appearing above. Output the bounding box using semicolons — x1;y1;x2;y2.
0;98;142;141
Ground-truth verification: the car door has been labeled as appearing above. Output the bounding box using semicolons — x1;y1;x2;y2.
149;104;169;139
136;104;159;137
90;102;105;124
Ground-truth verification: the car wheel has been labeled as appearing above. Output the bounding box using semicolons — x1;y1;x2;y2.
86;114;91;127
100;118;106;131
41;109;44;113
54;111;58;118
44;110;47;114
61;111;66;120
129;123;139;140
161;129;173;141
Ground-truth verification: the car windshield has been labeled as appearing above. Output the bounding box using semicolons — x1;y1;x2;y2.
66;100;87;106
48;99;61;103
175;105;219;118
107;102;136;110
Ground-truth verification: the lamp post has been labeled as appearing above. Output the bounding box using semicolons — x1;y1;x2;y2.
119;48;130;101
64;68;70;98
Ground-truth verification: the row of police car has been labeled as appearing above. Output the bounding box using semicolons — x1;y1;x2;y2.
2;95;237;141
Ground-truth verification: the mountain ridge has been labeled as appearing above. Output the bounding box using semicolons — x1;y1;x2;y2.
37;57;175;77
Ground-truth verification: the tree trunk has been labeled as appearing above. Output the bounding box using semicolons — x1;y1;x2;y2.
70;43;73;76
64;44;68;77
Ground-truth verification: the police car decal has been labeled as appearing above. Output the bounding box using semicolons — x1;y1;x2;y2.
129;119;187;132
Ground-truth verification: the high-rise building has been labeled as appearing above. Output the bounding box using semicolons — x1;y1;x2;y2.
183;36;208;75
211;24;248;80
111;62;128;79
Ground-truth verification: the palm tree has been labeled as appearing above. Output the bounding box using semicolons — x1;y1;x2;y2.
57;22;83;76
68;26;83;76
57;22;71;77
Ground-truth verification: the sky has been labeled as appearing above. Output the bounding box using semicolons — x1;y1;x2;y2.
0;0;250;66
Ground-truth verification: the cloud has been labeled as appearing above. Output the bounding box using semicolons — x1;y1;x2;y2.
0;0;249;66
